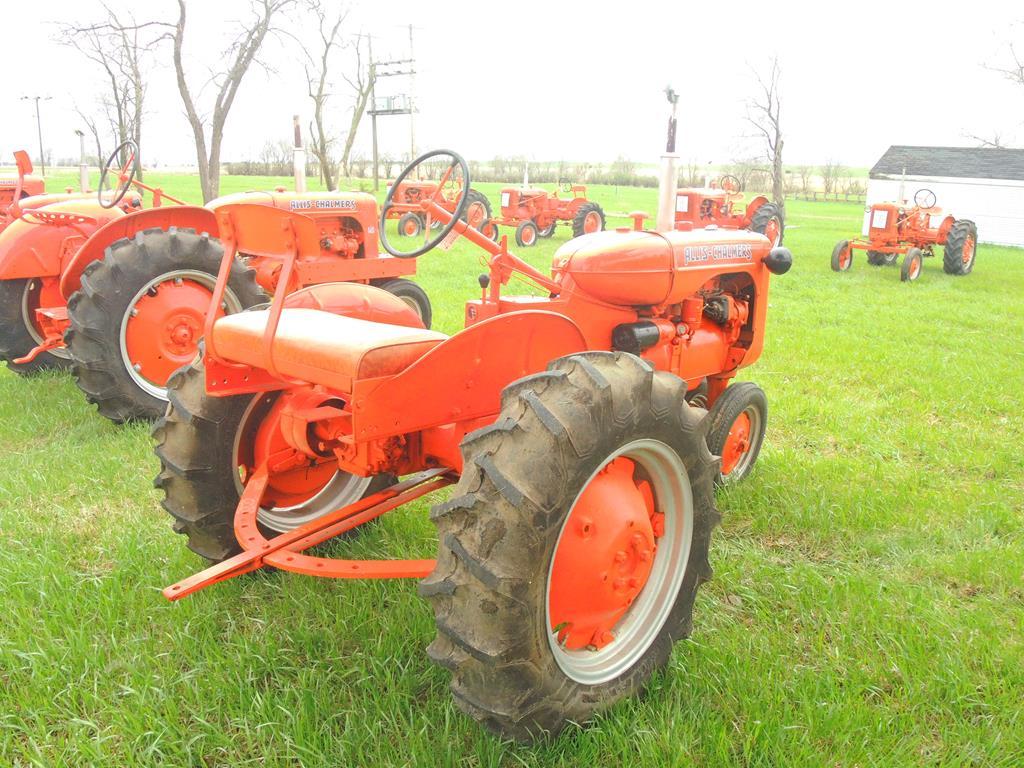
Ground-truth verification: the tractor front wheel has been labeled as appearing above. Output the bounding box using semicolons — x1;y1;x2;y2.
572;202;605;237
461;189;492;230
421;351;718;741
831;240;853;272
66;227;265;423
749;202;784;247
901;247;923;282
515;220;539;247
154;359;395;562
371;277;433;329
943;220;978;276
867;251;897;266
706;381;768;486
0;277;73;375
398;212;424;238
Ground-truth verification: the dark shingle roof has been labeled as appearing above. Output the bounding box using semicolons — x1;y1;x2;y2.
870;145;1024;181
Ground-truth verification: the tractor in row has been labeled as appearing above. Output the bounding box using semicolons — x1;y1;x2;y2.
0;151;46;233
153;149;792;741
675;175;785;248
386;177;491;237
831;189;977;282
480;182;606;247
0;141;430;423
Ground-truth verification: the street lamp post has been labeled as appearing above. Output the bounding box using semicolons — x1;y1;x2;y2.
20;95;52;176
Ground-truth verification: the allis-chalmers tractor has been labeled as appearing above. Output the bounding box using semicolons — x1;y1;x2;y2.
0;141;430;423
481;182;605;247
831;189;977;282
675;175;785;248
386;178;491;237
154;149;792;740
0;151;46;233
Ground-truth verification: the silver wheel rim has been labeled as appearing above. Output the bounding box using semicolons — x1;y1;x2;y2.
22;280;72;359
118;269;242;401
545;438;694;685
231;394;373;533
396;294;422;319
722;404;762;483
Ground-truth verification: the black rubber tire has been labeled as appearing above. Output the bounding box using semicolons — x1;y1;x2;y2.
831;240;852;272
371;277;433;329
0;278;73;375
153;359;396;563
706;381;768;486
536;219;557;238
65;227;265;424
480;219;501;242
943;219;978;276
420;351;718;741
515;220;539;248
571;202;606;238
461;189;492;227
748;202;784;246
397;212;423;238
866;251;896;266
901;247;923;283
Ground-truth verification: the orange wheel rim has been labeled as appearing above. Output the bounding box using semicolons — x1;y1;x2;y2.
122;273;223;394
466;202;485;228
548;457;661;651
403;218;418;236
248;403;338;509
584;211;601;233
840;248;851;269
764;218;781;247
720;411;752;476
963;236;975;265
910;258;920;279
523;227;535;245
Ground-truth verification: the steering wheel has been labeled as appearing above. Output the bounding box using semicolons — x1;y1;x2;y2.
560;181;573;193
913;188;937;209
719;175;742;194
98;140;139;209
380;149;471;259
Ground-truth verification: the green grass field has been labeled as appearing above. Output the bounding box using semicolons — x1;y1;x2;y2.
1;174;1022;767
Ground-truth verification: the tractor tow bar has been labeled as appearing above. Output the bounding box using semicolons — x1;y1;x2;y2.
162;467;454;600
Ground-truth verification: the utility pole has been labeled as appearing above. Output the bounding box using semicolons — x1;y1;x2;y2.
407;24;416;164
21;95;52;176
656;86;680;232
292;114;307;193
368;32;417;190
75;129;88;192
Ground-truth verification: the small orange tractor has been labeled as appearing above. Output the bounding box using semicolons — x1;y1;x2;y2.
0;141;429;422
481;182;605;247
675;175;784;247
831;189;977;282
385;178;491;237
0;151;46;233
154;149;792;740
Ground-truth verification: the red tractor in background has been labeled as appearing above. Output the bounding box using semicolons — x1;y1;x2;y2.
385;178;491;237
153;149;792;741
0;141;430;423
481;182;605;247
675;175;785;248
0;152;47;233
831;189;977;282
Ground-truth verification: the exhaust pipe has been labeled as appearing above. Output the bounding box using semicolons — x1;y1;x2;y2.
655;87;680;233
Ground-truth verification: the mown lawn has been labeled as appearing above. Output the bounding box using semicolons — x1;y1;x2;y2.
0;173;1022;767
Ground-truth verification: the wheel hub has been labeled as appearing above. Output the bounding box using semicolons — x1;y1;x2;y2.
548;457;663;651
720;412;752;475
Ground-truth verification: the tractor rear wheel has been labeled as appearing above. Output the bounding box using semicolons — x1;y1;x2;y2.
421;351;718;741
371;277;433;328
515;220;539;247
479;219;501;242
461;189;492;230
867;250;897;266
706;382;767;486
154;358;395;563
748;202;784;247
0;277;73;375
901;247;923;282
572;202;606;237
66;227;265;424
831;240;853;272
536;219;557;238
943;220;978;276
398;212;423;238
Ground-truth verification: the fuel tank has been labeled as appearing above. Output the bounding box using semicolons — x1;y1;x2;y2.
553;227;770;307
208;189;379;221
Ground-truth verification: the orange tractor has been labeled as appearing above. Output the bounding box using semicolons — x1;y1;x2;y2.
154;149;792;740
0;141;430;422
481;182;605;247
675;175;785;248
0;151;47;233
831;189;977;282
386;178;491;237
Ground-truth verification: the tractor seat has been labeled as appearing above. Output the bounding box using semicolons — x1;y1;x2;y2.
211;308;447;390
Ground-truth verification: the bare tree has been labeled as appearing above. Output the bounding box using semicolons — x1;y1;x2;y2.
299;0;347;190
171;0;294;202
964;133;1005;148
746;57;785;212
338;33;375;180
795;165;813;195
820;160;843;195
59;6;162;178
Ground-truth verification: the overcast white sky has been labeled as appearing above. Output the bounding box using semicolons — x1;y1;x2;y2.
2;0;1022;171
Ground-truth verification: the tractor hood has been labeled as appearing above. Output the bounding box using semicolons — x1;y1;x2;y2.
553;227;770;307
208;189;378;218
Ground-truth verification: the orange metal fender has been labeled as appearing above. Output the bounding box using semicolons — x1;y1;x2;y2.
59;206;218;298
352;310;588;441
935;214;957;244
743;195;770;222
282;282;426;329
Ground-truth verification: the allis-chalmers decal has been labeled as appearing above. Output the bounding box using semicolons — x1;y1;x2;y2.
683;243;753;265
288;199;357;210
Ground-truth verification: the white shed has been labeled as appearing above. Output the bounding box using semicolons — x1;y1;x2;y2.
865;146;1024;247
